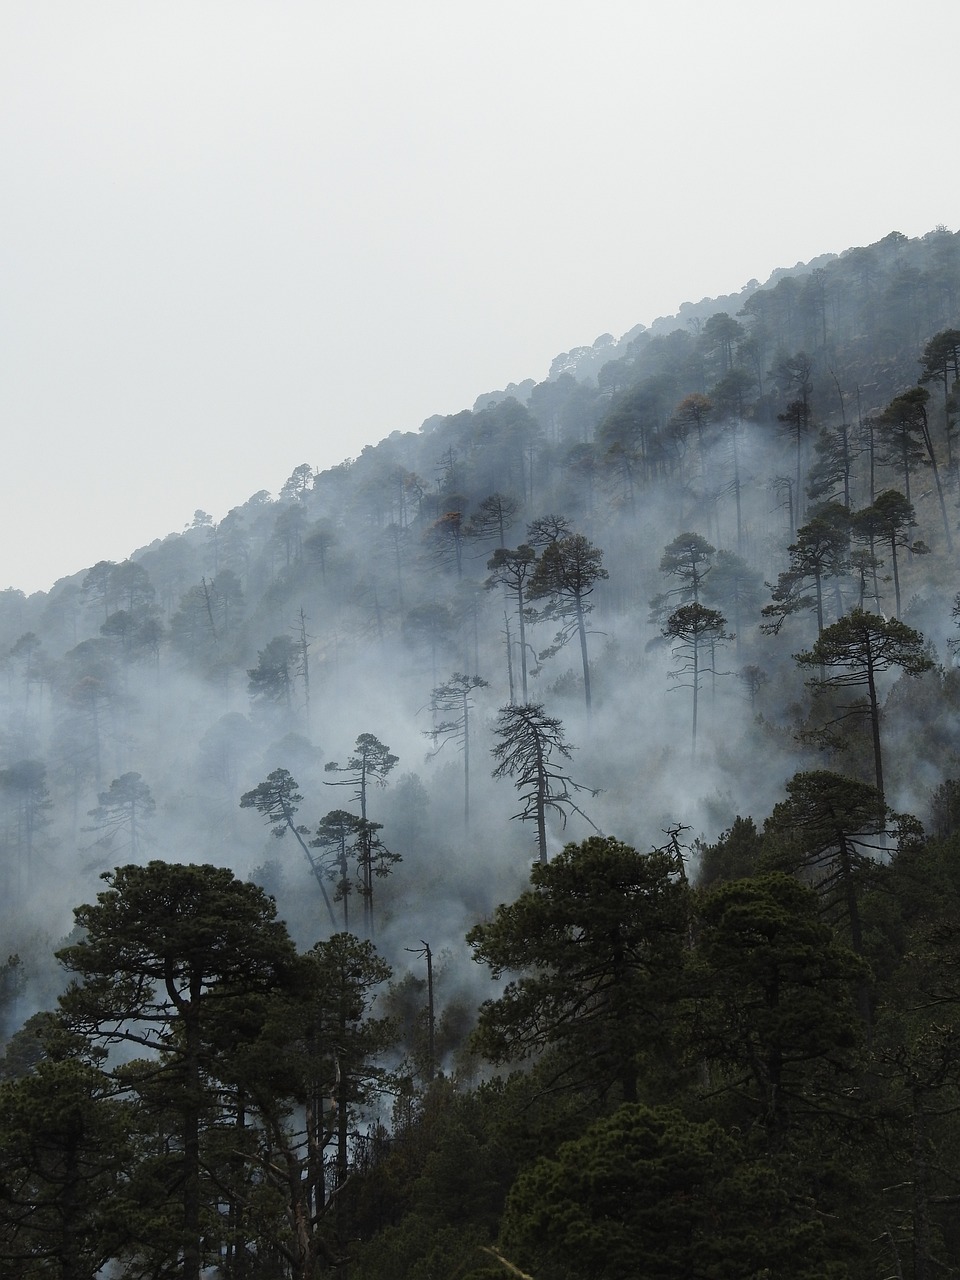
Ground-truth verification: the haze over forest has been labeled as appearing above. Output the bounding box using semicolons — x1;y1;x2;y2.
4;224;960;1278
4;1;953;596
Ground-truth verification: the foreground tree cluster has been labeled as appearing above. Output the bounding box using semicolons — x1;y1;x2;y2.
7;813;960;1277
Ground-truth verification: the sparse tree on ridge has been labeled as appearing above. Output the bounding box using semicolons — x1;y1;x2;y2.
325;734;400;935
794;608;933;806
424;673;489;828
491;703;600;864
761;504;851;639
311;809;364;929
528;533;608;715
663;603;733;759
486;544;538;703
851;490;927;619
240;768;338;928
84;772;155;860
280;462;315;501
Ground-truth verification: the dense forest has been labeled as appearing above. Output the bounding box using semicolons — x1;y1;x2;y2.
3;225;960;1278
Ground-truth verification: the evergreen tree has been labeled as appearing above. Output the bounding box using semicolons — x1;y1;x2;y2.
794;609;933;804
527;533;608;714
324;734;400;935
490;704;599;864
425;673;489;827
56;862;299;1280
240;768;338;927
468;836;689;1104
662;603;732;758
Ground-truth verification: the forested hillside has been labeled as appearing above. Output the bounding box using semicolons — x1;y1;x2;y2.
3;225;960;1277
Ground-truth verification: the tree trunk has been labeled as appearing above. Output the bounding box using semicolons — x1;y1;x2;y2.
866;651;884;807
575;598;591;716
183;984;203;1280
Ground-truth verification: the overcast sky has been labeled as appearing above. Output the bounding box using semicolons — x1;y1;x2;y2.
1;1;955;595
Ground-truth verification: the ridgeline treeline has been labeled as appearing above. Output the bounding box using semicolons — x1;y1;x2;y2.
3;226;960;1277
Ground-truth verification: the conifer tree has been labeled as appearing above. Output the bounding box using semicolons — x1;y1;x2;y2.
56;863;299;1280
527;533;607;714
794;609;933;805
491;704;599;863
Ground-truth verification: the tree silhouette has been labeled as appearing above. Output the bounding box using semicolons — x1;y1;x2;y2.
880;387;952;551
877;389;927;510
465;492;518;548
659;532;715;605
764;770;890;960
851;490;927;618
528;533;608;714
311;809;364;929
662;603;732;759
794;609;933;805
0;759;51;901
918;327;960;478
491;704;599;863
761;504;851;638
486;545;537;702
424;673;489;827
85;772;155;859
324;734;400;935
240;768;337;927
57;863;298;1280
247;636;300;710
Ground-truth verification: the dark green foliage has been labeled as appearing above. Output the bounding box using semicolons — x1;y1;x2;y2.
794;608;934;801
695;814;762;886
763;770;888;952
0;1051;133;1280
56;862;300;1280
689;873;867;1143
468;836;689;1104
499;1102;848;1280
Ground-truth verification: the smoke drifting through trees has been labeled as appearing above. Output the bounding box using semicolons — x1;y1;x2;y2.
3;225;960;1276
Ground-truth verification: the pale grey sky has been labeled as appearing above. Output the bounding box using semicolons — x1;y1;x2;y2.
1;1;954;594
